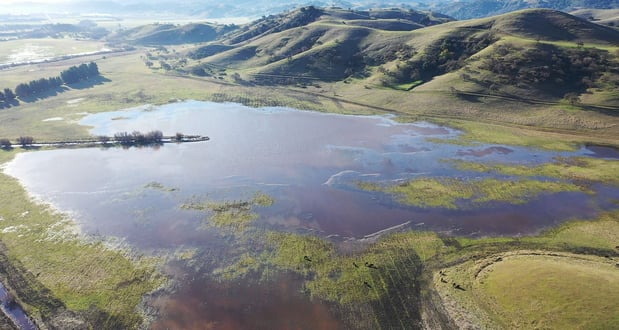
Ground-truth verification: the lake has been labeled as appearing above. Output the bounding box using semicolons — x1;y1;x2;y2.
4;101;618;328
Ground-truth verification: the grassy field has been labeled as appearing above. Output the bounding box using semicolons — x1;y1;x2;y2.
432;210;619;329
479;255;619;329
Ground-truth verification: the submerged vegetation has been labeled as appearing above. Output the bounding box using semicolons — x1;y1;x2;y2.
0;152;164;328
454;157;619;186
181;192;274;232
358;177;583;209
201;191;619;329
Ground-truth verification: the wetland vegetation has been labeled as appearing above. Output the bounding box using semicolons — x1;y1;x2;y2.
188;191;619;329
0;3;618;329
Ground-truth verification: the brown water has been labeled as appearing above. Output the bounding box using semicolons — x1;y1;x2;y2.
4;101;618;328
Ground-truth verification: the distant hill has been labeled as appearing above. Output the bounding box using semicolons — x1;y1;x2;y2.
217;7;451;46
178;7;619;108
3;0;618;22
439;0;619;20
571;8;619;27
107;23;236;45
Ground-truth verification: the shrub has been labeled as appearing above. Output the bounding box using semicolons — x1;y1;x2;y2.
0;138;11;149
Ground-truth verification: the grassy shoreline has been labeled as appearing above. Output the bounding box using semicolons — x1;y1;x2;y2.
0;151;165;329
192;192;619;329
1;49;618;149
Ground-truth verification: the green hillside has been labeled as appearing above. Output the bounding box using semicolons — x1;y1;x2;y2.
107;22;235;45
184;8;618;108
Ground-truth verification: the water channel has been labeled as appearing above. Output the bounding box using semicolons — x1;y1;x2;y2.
4;101;619;328
0;282;36;330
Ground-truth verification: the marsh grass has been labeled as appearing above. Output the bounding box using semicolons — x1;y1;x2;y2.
359;177;583;209
455;157;619;186
189;190;619;329
0;151;164;328
181;192;274;233
144;181;178;192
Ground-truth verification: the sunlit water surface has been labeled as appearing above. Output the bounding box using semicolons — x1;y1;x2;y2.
4;101;618;328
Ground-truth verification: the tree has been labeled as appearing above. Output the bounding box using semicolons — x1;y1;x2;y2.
564;92;580;105
231;72;243;83
15;83;31;98
160;61;171;71
3;88;15;100
98;135;110;144
87;62;99;76
60;62;99;84
17;136;34;147
144;130;163;144
0;138;11;149
114;132;132;145
132;131;146;144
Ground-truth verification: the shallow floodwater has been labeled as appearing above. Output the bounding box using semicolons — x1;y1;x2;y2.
4;101;619;328
0;282;35;330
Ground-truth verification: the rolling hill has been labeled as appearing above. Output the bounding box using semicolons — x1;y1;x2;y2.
571;8;619;27
439;0;619;20
176;7;618;107
107;22;236;45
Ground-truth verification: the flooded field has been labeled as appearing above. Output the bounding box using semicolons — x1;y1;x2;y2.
0;39;110;67
4;101;619;328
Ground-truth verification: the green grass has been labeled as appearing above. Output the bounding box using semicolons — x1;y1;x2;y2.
479;255;619;329
433;120;582;151
391;80;423;91
181;192;274;233
535;212;619;250
455;157;619;186
434;211;619;329
359;177;583;209
192;191;619;329
0;151;164;328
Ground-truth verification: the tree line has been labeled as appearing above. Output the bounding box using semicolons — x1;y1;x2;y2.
0;131;208;151
0;136;34;149
0;130;164;150
111;130;164;145
0;62;99;103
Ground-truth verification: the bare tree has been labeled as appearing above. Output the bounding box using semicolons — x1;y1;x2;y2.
114;132;132;145
175;132;184;142
17;136;34;147
98;135;110;145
